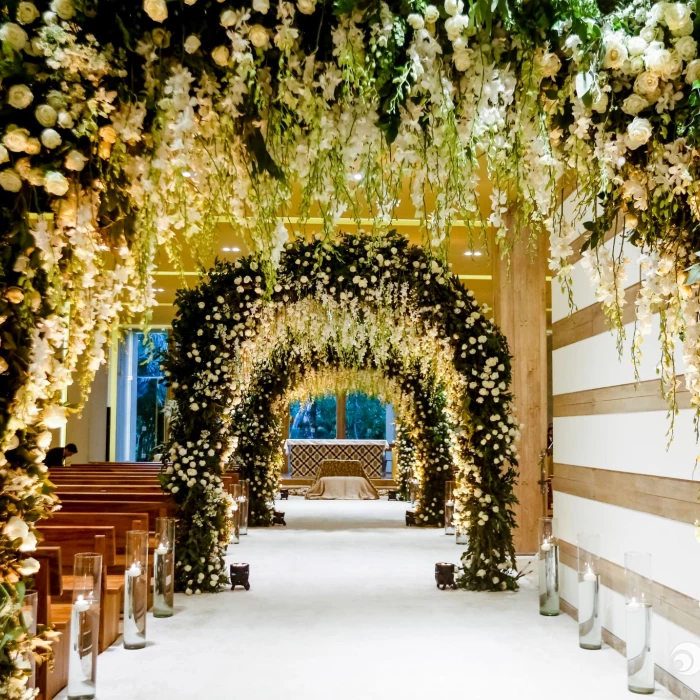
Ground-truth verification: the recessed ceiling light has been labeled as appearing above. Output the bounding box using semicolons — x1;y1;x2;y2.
222;247;231;252
463;251;483;257
348;172;363;182
230;246;241;252
154;287;165;292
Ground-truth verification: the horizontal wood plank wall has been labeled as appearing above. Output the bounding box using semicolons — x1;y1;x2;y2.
553;463;700;524
553;377;690;417
559;539;700;639
552;282;640;350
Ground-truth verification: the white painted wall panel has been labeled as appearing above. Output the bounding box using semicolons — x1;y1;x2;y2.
553;412;699;482
561;563;700;695
552;316;686;396
554;492;699;601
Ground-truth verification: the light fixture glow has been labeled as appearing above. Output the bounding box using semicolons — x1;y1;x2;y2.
463;250;483;257
154;287;165;292
182;170;193;178
222;246;241;253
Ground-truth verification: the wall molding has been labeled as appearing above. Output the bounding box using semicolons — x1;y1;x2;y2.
551;282;640;350
553;463;700;525
553;377;690;417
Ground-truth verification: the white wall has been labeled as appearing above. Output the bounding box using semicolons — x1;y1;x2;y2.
552;225;700;694
64;364;109;462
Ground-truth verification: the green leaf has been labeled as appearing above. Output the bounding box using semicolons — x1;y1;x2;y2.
685;263;700;285
575;71;595;100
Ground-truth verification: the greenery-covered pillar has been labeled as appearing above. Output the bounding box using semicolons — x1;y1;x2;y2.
492;224;548;553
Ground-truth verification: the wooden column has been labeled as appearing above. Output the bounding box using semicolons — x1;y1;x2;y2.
336;392;347;439
492;228;548;554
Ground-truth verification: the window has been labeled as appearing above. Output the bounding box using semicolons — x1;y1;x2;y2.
115;331;169;461
345;392;387;440
289;394;337;439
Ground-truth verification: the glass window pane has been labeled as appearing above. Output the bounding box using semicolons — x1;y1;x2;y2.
345;392;386;440
289;395;337;439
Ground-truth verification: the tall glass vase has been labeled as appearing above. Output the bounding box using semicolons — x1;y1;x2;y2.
625;552;654;694
577;533;601;650
20;590;37;690
239;479;249;535
153;518;176;618
124;530;148;650
230;484;242;544
67;553;102;700
444;480;455;535
538;516;559;616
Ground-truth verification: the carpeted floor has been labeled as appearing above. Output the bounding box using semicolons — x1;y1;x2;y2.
56;497;671;699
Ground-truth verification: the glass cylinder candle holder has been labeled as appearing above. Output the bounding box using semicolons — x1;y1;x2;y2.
625;552;654;695
444;480;455;535
409;478;418;504
67;553;102;700
153;518;176;618
21;590;37;690
124;531;148;650
455;529;468;545
239;479;250;535
230;485;241;544
577;533;601;650
538;516;559;616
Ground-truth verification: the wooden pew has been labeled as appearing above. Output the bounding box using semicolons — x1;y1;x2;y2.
59;500;172;522
47;512;149;552
55;491;172;503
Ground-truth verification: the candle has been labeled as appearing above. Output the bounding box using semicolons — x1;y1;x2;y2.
583;568;596;582
73;594;90;613
541;541;552;552
155;543;168;556
127;562;142;578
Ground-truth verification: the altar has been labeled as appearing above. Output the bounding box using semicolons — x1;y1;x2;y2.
285;439;388;478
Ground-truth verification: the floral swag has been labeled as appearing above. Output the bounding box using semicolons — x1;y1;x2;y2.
2;0;700;695
163;231;520;595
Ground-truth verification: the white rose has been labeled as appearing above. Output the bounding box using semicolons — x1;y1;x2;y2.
44;170;69;196
40;128;61;149
17;2;40;25
444;0;464;16
0;169;22;192
628;56;646;75
64;149;87;171
536;51;561;79
634;70;659;96
253;0;269;12
0;23;28;51
640;25;657;44
591;90;609;113
628;36;648;57
603;39;628;69
18;557;40;577
25;137;39;155
664;3;692;33
0;145;7;164
663;50;684;79
34;104;57;127
184;34;201;53
407;13;424;30
248;24;269;48
645;46;675;77
686;58;700;83
297;0;316;14
424;5;439;23
20;531;37;553
6;434;19;450
674;16;694;36
453;49;471;72
444;14;467;41
143;0;167;22
3;517;29;544
41;404;66;429
27;168;44;186
622;93;649;115
627;117;652;149
51;0;75;19
211;45;230;67
7;84;33;110
57;110;74;129
36;431;52;449
675;35;697;61
220;9;237;27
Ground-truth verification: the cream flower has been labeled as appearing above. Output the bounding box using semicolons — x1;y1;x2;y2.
0;169;22;192
3;517;29;545
25;137;40;155
35;104;57;127
536;51;562;79
57;110;74;129
622;93;649;115
453;49;472;72
41;404;66;429
407;13;424;30
664;3;692;34
0;23;28;51
253;0;269;12
143;0;167;22
211;45;230;67
0;145;7;164
248;24;269;48
675;35;697;61
7;84;33;110
41;128;61;149
627;117;652;150
220;9;237;27
36;431;52;449
64;149;87;171
424;5;439;23
0;357;8;374
628;36;648;57
444;0;464;17
51;0;75;20
686;58;700;83
44;170;69;196
18;557;40;577
99;125;117;144
184;34;201;54
17;2;40;24
603;38;628;69
634;70;659;97
297;0;316;14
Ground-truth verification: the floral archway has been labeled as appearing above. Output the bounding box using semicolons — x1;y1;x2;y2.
163;231;520;594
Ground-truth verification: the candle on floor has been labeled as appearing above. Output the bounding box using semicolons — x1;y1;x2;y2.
624;552;654;694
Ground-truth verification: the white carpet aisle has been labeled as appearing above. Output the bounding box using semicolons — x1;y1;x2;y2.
57;498;672;699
